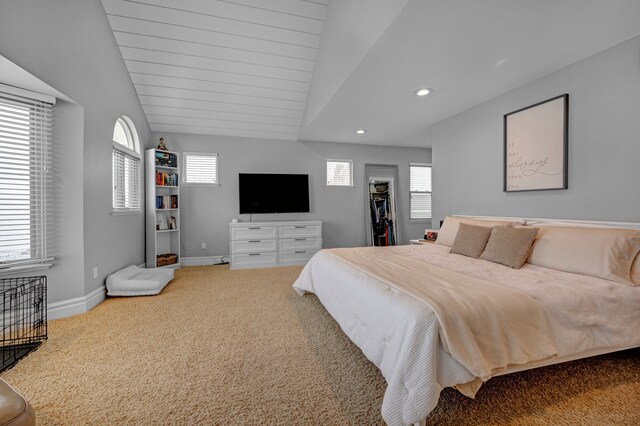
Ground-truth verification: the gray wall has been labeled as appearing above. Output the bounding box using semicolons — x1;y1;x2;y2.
301;0;410;132
47;101;86;302
428;35;640;225
0;0;151;302
151;133;431;258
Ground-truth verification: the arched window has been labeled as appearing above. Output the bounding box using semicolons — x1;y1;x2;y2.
112;116;141;212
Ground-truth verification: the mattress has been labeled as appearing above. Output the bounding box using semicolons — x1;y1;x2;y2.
293;244;640;425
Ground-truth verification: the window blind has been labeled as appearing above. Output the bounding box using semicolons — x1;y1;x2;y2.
112;147;141;211
327;159;353;186
183;152;218;184
0;91;54;270
410;164;432;219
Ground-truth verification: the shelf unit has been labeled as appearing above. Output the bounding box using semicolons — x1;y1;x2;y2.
146;149;181;269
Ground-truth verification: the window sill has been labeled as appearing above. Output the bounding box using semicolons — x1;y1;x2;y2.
0;262;53;277
409;218;431;224
326;185;355;188
112;210;143;216
182;182;220;186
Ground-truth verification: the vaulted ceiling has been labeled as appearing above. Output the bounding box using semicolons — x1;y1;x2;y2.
103;0;640;147
102;0;327;140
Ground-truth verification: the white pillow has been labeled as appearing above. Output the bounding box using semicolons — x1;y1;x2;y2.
528;226;640;286
435;216;524;247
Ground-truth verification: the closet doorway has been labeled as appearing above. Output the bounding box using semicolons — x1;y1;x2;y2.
365;164;399;246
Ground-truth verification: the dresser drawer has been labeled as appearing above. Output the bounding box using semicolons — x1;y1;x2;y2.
231;239;277;254
230;226;277;241
278;250;317;266
231;252;277;269
278;225;321;239
279;238;322;252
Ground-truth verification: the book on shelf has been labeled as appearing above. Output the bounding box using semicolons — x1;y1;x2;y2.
155;172;178;186
156;195;178;209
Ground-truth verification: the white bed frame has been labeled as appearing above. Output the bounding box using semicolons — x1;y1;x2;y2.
455;214;640;230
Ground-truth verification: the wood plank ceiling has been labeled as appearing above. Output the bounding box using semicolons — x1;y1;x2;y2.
102;0;327;140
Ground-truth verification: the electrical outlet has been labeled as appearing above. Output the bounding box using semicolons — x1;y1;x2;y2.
93;267;98;279
201;242;207;250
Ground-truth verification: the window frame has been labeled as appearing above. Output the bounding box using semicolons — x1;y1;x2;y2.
0;86;55;274
182;152;220;186
409;162;432;221
112;116;142;215
326;158;354;187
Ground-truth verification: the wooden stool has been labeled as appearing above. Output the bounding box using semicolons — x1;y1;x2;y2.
0;379;35;426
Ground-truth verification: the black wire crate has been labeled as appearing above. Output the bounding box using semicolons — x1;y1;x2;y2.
0;276;47;372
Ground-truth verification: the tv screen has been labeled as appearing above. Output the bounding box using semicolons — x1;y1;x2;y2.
239;173;310;214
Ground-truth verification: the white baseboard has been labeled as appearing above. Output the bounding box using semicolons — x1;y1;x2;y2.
138;262;146;268
181;256;226;266
48;285;106;320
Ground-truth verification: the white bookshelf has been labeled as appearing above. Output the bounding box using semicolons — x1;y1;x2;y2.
146;149;181;269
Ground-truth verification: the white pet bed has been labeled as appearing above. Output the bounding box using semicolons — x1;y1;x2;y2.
106;265;174;296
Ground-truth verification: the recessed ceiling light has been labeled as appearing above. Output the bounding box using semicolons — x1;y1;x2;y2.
356;129;366;134
414;88;431;97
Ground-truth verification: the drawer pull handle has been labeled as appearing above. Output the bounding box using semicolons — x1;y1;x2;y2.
295;250;306;254
248;253;261;256
248;240;261;243
294;238;306;241
248;227;261;230
294;226;306;229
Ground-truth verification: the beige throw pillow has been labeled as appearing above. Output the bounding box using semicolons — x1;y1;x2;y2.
435;216;524;247
528;226;640;286
449;223;493;258
480;226;539;269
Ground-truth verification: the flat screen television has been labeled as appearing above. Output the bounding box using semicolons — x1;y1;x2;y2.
239;173;310;214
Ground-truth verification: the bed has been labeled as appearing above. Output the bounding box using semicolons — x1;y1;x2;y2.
292;216;640;425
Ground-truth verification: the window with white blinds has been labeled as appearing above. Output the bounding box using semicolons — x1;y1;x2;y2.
112;149;141;211
410;163;432;220
183;152;218;185
112;116;141;212
0;90;54;271
326;159;353;186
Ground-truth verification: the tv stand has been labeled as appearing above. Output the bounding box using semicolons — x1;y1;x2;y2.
229;221;322;270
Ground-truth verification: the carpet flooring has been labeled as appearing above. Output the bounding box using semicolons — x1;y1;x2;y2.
1;265;639;425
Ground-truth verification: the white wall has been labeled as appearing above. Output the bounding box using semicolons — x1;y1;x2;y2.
0;0;151;303
428;35;640;225
151;133;431;258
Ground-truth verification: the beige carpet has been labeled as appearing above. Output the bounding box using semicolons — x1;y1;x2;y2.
1;266;639;425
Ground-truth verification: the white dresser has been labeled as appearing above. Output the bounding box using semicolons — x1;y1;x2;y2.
229;221;322;270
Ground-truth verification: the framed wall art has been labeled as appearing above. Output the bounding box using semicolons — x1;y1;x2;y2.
504;94;568;192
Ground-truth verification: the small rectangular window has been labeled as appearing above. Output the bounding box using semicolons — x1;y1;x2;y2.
183;152;218;185
327;159;353;186
410;163;432;220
